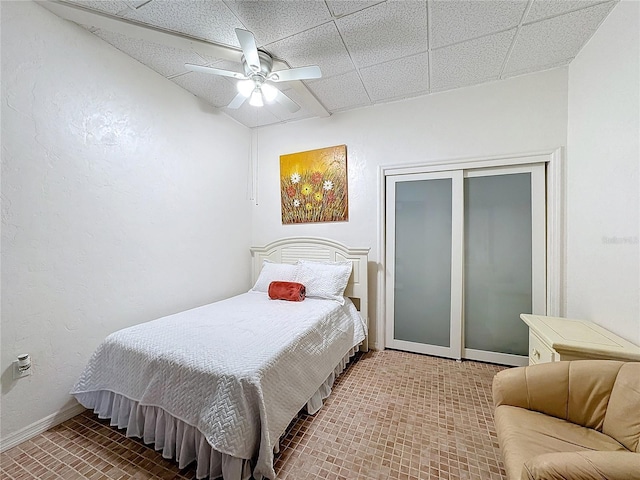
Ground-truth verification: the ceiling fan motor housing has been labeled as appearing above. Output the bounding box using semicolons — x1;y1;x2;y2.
243;50;273;79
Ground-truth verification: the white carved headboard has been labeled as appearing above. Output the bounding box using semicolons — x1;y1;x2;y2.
250;237;370;350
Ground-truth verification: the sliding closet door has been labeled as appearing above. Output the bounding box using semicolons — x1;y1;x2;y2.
385;163;545;365
462;165;546;365
385;171;463;358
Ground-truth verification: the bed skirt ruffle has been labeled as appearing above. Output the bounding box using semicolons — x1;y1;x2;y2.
73;346;360;480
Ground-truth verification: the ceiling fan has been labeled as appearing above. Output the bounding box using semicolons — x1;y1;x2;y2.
185;28;322;113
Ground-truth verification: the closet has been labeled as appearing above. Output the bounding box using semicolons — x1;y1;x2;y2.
385;162;546;366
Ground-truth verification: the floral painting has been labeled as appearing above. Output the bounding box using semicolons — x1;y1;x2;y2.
280;145;348;224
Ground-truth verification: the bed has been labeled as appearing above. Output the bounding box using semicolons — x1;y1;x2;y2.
71;237;369;480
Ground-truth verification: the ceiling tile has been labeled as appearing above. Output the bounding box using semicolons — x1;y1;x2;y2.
525;0;607;23
51;0;621;128
359;52;429;102
170;72;238;108
430;0;527;48
223;102;281;128
307;71;371;112
224;1;332;46
122;0;243;48
502;59;570;79
326;1;385;17
504;1;616;74
335;0;428;68
265;22;354;79
64;0;131;15
431;29;515;91
93;29;205;77
191;50;241;69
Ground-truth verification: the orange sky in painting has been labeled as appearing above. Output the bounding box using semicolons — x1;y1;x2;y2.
280;145;346;178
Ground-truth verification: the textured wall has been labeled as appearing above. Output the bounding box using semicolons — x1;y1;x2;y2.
567;0;640;343
251;68;569;349
1;1;251;440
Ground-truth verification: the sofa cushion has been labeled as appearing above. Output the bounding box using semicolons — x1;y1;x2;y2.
566;360;623;431
495;405;628;480
603;362;640;452
493;361;624;430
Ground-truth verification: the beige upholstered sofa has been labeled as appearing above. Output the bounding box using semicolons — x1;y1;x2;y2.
493;360;640;480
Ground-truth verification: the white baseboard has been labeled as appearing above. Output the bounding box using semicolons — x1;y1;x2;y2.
0;403;86;452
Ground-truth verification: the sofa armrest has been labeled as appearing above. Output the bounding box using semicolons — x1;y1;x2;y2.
522;451;640;480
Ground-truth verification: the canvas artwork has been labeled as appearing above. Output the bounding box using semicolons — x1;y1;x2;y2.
280;145;348;224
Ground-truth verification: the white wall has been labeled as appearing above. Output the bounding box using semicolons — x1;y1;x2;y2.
252;68;569;348
7;0;634;450
566;0;640;344
1;1;252;442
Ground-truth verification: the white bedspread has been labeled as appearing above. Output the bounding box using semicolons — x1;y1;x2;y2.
71;292;366;479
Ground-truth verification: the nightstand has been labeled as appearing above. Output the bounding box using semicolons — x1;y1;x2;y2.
520;314;640;364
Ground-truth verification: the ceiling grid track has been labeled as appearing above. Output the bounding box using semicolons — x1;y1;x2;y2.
498;0;535;79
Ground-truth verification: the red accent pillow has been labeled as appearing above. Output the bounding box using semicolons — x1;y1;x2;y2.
268;281;306;302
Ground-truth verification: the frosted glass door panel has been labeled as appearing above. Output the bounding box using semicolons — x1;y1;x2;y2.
464;173;531;356
394;179;452;347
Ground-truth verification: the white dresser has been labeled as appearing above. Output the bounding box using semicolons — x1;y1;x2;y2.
520;314;640;365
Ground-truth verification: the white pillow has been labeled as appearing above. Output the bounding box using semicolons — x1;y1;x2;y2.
295;260;352;304
252;261;299;293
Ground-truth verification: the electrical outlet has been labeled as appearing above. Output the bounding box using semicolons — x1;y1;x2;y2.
13;361;32;379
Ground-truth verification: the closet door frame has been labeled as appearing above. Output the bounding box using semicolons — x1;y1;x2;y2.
377;148;565;358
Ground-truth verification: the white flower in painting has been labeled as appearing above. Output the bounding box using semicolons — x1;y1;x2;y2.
290;173;301;184
323;180;334;191
293;199;301;207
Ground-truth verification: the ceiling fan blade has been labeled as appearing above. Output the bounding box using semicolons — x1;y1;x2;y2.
269;65;322;83
235;28;261;72
227;92;248;110
184;63;247;79
274;90;300;113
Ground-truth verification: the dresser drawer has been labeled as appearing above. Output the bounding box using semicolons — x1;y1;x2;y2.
529;332;555;364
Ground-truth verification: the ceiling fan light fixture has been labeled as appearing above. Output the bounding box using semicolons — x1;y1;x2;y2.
261;83;278;103
186;29;316;112
249;89;264;107
237;79;254;98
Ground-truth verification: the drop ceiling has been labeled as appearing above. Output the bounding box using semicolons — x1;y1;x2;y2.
42;0;617;128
